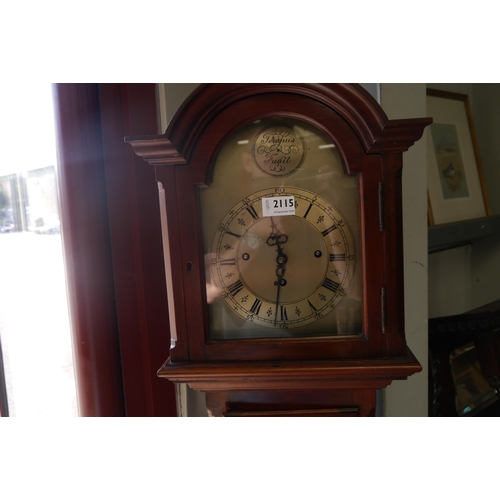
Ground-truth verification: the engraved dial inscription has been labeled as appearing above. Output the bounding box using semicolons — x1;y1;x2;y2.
252;124;305;176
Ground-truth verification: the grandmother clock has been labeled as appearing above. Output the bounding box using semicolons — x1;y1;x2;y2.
126;84;431;416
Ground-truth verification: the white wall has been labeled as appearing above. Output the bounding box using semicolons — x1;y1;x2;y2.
380;84;429;417
157;83;200;132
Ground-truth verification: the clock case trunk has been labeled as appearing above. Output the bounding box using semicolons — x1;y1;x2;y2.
126;84;430;410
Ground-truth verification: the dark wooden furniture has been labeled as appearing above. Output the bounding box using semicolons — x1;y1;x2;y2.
0;336;8;416
126;84;431;416
53;84;177;416
429;300;500;416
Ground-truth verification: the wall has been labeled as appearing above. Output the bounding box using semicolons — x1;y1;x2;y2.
473;84;500;216
157;83;200;133
468;84;500;309
380;83;500;415
427;83;500;319
380;84;429;417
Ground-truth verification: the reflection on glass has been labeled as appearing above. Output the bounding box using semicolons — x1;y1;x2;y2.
450;342;498;417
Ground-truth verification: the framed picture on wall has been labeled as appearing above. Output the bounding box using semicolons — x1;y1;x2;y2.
427;88;491;225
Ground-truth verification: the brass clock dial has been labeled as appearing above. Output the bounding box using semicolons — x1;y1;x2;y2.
201;117;362;340
211;187;355;330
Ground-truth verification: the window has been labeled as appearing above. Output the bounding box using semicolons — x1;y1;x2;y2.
0;83;77;416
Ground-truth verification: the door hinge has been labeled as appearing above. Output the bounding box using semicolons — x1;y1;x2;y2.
378;181;384;232
381;286;387;334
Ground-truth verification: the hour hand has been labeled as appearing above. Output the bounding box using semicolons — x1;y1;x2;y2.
266;217;288;248
268;233;288;247
274;267;286;326
273;248;287;326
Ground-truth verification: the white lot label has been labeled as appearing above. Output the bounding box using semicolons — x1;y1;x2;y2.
262;196;295;216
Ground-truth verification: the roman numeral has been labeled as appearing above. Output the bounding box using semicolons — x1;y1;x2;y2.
303;203;313;219
280;305;288;321
322;278;340;293
220;258;236;266
246;205;259;221
330;254;346;262
250;298;262;315
227;280;244;296
322;225;337;237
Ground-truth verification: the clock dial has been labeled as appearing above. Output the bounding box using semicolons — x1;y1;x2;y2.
201;117;362;340
212;187;355;330
252;124;305;176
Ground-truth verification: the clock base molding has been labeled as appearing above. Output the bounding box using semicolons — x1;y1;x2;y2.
158;350;420;416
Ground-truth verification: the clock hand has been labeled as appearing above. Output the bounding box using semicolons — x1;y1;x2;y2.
273;262;288;325
267;217;289;325
266;217;288;254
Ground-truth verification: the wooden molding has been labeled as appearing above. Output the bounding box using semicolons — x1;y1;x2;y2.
126;84;432;165
158;349;421;392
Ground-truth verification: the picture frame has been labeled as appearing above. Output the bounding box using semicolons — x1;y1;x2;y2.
426;88;491;226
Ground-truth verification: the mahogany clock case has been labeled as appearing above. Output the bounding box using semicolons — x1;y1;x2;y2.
126;84;431;370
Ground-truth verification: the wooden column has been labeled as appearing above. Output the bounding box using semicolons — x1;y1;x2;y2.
53;83;125;416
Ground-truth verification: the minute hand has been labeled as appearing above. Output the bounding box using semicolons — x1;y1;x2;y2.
266;220;289;325
274;276;282;326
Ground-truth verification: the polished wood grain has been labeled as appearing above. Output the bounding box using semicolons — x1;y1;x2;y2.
206;389;376;417
158;349;421;390
98;84;177;416
53;84;177;416
0;336;8;416
53;84;126;416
